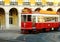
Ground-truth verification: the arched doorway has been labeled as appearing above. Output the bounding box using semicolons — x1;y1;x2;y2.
9;8;18;28
57;8;60;22
57;8;60;14
0;8;5;29
47;8;53;11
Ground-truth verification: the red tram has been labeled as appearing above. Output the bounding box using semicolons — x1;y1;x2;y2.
21;8;60;33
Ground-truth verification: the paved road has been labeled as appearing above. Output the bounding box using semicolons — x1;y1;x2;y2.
15;31;60;42
0;31;60;42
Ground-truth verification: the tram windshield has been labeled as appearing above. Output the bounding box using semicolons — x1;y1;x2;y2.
21;15;31;22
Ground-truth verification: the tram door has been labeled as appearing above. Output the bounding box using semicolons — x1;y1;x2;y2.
32;15;36;27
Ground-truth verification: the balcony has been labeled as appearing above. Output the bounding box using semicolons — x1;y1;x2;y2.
47;2;53;6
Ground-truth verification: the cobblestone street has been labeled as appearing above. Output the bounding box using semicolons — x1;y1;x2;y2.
0;30;60;42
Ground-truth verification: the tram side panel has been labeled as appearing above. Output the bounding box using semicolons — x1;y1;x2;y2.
21;22;32;30
21;22;60;33
35;22;59;31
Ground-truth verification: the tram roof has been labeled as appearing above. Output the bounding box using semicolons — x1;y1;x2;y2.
21;14;59;17
40;10;57;14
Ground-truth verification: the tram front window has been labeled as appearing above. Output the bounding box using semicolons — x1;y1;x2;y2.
21;15;26;22
27;15;31;21
21;15;31;22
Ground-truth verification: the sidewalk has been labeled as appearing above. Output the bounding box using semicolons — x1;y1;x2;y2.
0;30;20;34
0;27;23;41
0;30;23;40
0;27;21;33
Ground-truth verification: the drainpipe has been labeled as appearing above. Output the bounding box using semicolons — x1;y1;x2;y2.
0;21;1;29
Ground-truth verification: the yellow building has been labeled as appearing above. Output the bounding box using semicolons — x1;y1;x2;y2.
0;0;60;30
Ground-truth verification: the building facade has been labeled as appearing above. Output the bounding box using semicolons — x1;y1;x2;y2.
0;0;60;30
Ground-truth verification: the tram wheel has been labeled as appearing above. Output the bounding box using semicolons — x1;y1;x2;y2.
42;28;46;32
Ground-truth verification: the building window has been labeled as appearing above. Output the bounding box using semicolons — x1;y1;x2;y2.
47;2;53;6
23;2;30;5
23;0;30;5
9;12;13;16
10;2;18;5
9;17;13;24
10;0;18;5
47;8;53;11
0;0;4;5
35;0;42;6
35;2;42;6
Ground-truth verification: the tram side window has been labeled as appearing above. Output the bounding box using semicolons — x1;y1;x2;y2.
38;16;45;22
44;17;58;22
21;15;26;22
55;17;58;22
27;15;31;21
37;16;58;22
